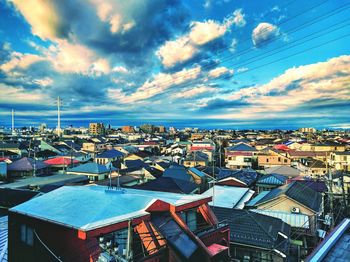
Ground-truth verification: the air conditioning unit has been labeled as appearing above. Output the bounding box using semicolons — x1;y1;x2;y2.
291;207;300;213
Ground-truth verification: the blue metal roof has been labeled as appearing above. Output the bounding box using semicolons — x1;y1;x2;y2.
226;143;256;151
96;149;124;158
10;186;209;231
188;167;206;178
163;165;192;182
257;173;287;185
67;162;110;174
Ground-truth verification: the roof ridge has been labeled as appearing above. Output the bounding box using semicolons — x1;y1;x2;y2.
248;211;276;242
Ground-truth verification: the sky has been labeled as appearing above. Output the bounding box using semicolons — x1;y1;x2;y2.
0;0;349;130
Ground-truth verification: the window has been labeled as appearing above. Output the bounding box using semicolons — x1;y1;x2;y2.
284;159;288;163
266;158;269;163
20;224;34;246
278;157;281;162
180;210;197;231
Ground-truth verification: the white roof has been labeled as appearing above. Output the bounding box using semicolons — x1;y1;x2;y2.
201;185;254;209
10;185;209;231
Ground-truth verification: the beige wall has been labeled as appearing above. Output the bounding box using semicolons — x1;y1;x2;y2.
258;155;290;167
257;196;316;216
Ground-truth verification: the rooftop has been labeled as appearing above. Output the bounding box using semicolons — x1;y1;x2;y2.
10;185;210;231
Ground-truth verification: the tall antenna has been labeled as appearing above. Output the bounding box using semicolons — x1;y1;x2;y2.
57;97;62;137
11;109;15;135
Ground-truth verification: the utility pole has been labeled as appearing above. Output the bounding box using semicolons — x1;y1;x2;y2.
326;152;335;229
57;97;61;137
126;220;133;260
11;109;15;135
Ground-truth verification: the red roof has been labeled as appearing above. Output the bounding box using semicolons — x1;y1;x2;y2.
273;144;290;151
226;151;252;156
0;157;9;162
44;157;79;165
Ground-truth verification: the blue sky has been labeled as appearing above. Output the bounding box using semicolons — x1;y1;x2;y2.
0;0;349;129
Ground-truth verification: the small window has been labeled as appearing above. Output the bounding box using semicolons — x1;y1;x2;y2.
20;224;34;246
278;157;281;162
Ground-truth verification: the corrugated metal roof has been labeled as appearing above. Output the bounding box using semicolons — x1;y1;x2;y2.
67;162;110;174
188;167;206;178
201;185;254;209
257;173;287;185
0;216;8;262
251;209;310;228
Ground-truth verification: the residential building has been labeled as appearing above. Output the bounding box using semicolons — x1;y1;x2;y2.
7;157;50;178
224;143;258;169
297;158;327;178
258;151;291;168
121;126;135;133
95;149;124;165
216;169;258;188
299;128;316;133
89;123;105;136
329;151;350;172
9;186;230;261
265;166;301;178
140;124;154;133
66;162;113;181
256;173;288;193
214;208;291;262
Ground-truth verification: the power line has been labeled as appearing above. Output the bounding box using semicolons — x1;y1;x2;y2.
129;1;349;96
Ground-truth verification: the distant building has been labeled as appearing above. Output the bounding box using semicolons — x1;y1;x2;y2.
140;124;154;133
121;125;135;133
299;127;316;133
329;151;350;171
158;125;166;133
89;123;105;135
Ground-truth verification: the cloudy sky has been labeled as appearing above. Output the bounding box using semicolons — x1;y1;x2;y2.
0;0;349;129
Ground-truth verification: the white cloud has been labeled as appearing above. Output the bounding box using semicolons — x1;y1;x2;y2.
45;40;111;75
157;9;245;68
11;0;63;40
32;78;54;87
174;86;217;98
230;9;246;27
156;36;198;68
213;55;350;119
237;67;248;73
0;52;45;74
0;83;49;104
112;66;128;74
252;22;279;47
109;66;202;103
208;66;234;78
230;38;238;52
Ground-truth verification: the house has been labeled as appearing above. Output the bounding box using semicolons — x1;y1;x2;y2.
201;185;254;209
296;158;327;178
163;165;194;183
188;167;209;192
9;186;230;261
95;149;124;165
258;150;291;168
329;151;350;172
44;157;79;172
213;207;291;262
224;143;258;169
183;151;209;167
216;168;258;188
306;218;350;261
7;157;50;178
66;162;112;181
247;181;324;252
287;151;327;165
256;173;288;193
265;165;301;178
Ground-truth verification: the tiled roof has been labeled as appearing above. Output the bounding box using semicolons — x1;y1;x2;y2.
252;181;322;212
307;218;350;262
132;177;197;194
213;207;290;254
217;168;258;186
